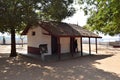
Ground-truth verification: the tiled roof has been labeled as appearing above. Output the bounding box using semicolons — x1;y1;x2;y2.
22;21;101;38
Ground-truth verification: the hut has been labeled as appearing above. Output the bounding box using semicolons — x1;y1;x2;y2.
22;21;101;59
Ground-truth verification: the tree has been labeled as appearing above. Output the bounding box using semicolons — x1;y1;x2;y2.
0;0;75;57
42;0;75;21
78;0;120;36
0;0;40;57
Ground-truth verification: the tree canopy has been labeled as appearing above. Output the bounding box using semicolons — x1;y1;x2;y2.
79;0;120;36
42;0;75;21
0;0;75;57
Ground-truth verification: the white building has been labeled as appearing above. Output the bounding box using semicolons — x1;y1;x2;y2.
22;21;101;59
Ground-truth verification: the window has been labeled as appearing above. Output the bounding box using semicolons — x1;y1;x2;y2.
32;31;36;36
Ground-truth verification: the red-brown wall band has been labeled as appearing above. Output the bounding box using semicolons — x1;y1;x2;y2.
28;46;40;55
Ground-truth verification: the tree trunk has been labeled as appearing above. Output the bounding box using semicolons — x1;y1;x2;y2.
10;28;17;57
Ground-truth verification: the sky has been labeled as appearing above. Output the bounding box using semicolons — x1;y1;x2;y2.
63;10;89;26
0;3;89;37
62;3;120;40
62;3;89;26
0;2;119;41
0;8;119;41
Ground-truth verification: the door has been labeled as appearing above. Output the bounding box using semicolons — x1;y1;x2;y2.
51;36;58;55
70;37;75;53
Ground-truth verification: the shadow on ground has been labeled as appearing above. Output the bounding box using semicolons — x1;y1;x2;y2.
0;53;119;80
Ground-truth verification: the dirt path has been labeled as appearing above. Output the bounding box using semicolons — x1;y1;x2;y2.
0;44;120;80
0;44;27;54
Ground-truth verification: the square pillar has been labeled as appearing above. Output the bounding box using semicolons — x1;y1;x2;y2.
57;37;61;60
89;37;91;55
95;38;98;53
70;37;75;57
80;37;83;56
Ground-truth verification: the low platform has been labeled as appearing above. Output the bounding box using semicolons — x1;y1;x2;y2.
20;52;95;62
109;41;120;48
113;46;120;48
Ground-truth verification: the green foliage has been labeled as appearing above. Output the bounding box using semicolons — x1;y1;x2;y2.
0;0;40;33
0;0;75;56
42;0;75;21
0;0;75;33
78;0;120;36
83;24;94;31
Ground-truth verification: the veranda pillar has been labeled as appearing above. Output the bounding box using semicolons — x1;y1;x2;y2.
80;37;83;56
95;38;98;53
57;37;61;60
89;37;91;55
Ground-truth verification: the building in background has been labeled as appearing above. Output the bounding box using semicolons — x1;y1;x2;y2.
22;21;101;59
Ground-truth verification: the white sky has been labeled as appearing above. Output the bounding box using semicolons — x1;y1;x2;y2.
0;3;119;39
1;3;89;36
62;3;89;26
62;3;119;39
62;10;88;26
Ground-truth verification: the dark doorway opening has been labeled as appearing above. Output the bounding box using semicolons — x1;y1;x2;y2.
70;37;75;53
51;36;58;55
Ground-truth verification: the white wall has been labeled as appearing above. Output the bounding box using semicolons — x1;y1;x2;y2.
27;26;82;55
75;37;81;51
27;26;51;55
60;37;70;53
60;37;81;53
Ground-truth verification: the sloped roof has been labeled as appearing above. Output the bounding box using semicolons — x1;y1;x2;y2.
22;21;101;38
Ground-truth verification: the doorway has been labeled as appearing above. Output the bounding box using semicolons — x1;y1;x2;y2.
51;36;58;55
70;37;75;53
